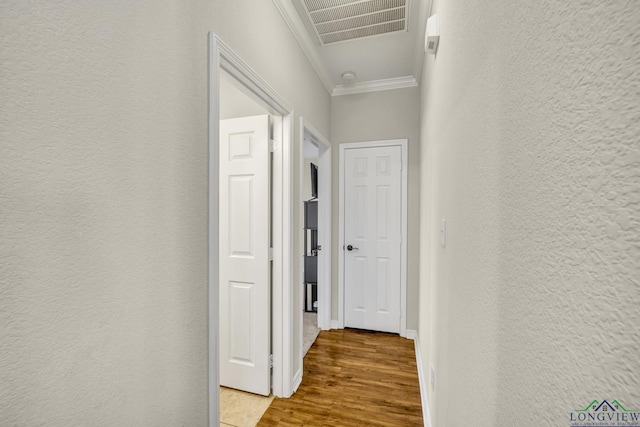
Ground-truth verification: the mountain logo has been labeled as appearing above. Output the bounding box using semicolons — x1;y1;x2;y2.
570;399;639;426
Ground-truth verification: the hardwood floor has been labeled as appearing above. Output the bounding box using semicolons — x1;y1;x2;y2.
258;329;423;426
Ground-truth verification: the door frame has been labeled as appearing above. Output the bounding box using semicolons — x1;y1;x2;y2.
338;139;409;337
209;33;295;426
299;118;332;332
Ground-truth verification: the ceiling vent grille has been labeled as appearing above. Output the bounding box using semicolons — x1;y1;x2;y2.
300;0;408;45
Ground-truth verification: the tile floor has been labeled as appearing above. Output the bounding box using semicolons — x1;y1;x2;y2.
220;387;274;427
303;311;320;355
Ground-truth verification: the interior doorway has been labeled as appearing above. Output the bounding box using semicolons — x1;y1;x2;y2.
209;33;296;427
300;119;331;333
219;74;272;398
302;138;320;357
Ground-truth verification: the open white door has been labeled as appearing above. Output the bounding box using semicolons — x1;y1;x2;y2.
219;114;271;396
343;145;402;334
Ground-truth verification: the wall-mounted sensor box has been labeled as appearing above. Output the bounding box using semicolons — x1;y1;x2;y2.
425;14;440;55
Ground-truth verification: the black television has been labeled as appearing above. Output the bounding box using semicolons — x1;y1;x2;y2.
310;163;318;199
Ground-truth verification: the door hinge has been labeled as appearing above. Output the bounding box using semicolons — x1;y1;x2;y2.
269;139;277;152
269;354;273;368
269;247;274;261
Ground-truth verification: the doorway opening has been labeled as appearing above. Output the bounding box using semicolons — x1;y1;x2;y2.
218;71;275;425
299;119;332;334
298;119;331;387
209;33;296;427
302;137;320;357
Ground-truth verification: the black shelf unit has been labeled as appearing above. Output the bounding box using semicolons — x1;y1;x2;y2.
304;199;318;312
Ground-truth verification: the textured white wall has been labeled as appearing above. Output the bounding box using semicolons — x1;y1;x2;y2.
220;74;266;120
418;0;640;425
331;87;420;330
0;0;330;424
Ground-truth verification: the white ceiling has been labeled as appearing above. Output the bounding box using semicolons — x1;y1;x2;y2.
274;0;431;96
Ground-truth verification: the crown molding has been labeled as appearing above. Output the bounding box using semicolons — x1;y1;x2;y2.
272;0;335;94
332;76;418;96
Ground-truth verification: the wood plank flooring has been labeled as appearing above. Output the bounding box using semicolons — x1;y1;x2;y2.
258;329;423;426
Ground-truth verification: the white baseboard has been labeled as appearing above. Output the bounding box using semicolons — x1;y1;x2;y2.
405;329;418;340
413;334;432;427
291;368;302;394
330;320;341;329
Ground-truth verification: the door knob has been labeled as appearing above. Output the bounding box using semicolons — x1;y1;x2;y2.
346;245;358;251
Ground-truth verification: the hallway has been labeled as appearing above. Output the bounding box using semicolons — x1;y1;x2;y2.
258;329;423;426
1;1;638;425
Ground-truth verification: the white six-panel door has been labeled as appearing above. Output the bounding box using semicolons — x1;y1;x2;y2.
344;145;402;334
219;115;270;396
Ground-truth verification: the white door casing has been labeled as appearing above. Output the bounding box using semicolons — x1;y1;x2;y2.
219;115;270;396
316;142;331;331
340;141;407;335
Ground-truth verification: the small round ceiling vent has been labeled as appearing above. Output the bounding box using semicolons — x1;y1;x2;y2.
341;71;357;83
